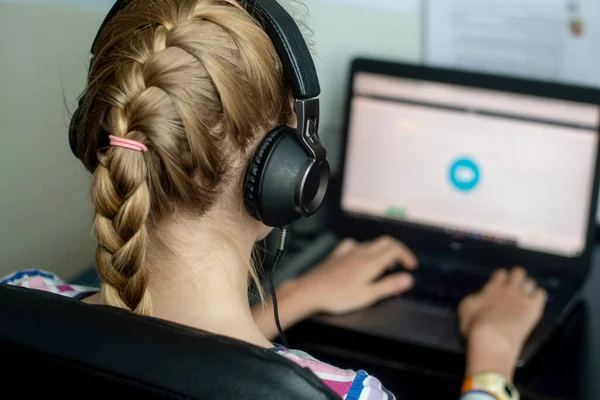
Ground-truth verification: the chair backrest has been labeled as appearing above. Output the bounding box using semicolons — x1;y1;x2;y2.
0;284;340;399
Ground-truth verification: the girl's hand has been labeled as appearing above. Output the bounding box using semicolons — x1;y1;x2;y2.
297;236;418;315
459;267;547;380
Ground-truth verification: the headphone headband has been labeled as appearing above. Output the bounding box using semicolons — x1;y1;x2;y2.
91;0;320;100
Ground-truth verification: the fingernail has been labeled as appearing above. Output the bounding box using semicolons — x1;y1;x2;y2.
399;274;414;288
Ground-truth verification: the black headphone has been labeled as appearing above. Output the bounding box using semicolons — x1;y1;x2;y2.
69;0;330;228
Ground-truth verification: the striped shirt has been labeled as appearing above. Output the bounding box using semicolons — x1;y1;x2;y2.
1;270;494;400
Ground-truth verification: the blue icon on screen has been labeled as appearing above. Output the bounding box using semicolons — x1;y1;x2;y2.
449;157;480;192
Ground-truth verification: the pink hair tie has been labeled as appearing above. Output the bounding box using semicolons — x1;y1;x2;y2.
109;135;148;153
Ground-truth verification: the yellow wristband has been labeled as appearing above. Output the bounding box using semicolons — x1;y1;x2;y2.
461;373;520;400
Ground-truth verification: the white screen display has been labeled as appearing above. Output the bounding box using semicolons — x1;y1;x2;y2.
341;73;599;257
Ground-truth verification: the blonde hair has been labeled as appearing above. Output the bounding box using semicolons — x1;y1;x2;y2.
75;0;293;314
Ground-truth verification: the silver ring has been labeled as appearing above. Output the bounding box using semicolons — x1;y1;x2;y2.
524;282;536;295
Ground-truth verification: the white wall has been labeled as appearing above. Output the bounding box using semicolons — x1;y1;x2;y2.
0;2;111;279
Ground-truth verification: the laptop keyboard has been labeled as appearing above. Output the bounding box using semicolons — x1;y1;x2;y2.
391;262;557;310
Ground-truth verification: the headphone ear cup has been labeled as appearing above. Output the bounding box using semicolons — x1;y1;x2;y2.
243;127;286;221
243;126;311;227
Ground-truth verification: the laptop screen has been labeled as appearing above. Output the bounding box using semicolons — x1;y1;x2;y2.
341;72;600;258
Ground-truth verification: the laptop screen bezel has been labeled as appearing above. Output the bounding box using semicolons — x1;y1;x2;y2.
332;58;600;281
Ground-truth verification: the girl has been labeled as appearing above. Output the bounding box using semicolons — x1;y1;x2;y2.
4;1;546;398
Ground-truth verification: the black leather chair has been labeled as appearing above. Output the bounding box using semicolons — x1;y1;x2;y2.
0;284;340;399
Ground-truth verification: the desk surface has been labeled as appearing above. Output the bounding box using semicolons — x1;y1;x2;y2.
285;242;600;400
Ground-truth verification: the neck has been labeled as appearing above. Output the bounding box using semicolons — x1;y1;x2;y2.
146;208;272;349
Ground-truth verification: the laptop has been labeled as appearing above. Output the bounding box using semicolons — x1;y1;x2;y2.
313;58;600;366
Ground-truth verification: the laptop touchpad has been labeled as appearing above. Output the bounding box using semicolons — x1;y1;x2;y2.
319;299;464;351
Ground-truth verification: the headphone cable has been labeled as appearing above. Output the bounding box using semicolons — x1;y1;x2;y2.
270;227;289;348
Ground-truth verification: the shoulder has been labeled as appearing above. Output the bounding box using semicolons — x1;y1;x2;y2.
1;269;99;299
276;348;395;399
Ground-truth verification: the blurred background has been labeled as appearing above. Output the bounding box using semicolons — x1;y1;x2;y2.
1;0;599;280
